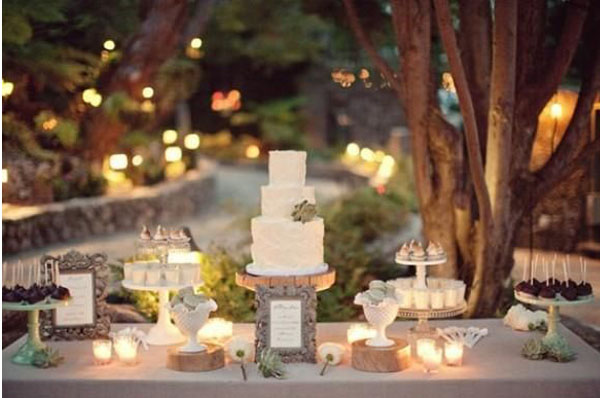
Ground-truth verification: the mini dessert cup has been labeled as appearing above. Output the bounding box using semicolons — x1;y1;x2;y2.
171;299;218;353
414;288;430;310
396;287;413;308
361;300;400;347
426;277;441;289
444;287;458;308
430;289;445;309
131;267;146;285
123;263;134;282
165;267;179;285
455;281;466;303
146;268;161;286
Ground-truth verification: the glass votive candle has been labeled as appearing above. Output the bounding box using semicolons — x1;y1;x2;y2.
416;338;436;360
347;323;376;344
422;346;443;373
445;341;464;366
197;317;233;342
92;339;112;365
113;336;139;365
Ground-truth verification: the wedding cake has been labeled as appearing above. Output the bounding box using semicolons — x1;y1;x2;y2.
247;150;327;276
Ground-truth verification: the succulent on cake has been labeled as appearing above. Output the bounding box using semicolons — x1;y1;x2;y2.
354;280;398;307
291;200;317;223
257;348;286;379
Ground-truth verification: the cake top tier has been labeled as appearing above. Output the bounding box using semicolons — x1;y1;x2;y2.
268;150;307;186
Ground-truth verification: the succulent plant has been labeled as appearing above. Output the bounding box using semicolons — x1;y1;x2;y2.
292;200;317;223
521;338;547;360
545;338;576;362
31;347;64;368
257;348;286;379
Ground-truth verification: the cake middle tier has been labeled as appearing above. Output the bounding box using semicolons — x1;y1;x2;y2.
261;185;315;218
251;216;324;271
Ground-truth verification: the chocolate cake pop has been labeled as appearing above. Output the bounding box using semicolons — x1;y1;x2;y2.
577;258;593;299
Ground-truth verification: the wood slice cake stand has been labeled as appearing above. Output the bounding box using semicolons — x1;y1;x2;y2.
352;338;411;372
166;343;224;372
236;266;336;292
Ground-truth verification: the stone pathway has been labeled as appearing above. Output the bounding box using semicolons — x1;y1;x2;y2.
2;164;349;265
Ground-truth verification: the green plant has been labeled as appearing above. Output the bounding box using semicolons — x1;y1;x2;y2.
32;347;64;368
257;349;286;379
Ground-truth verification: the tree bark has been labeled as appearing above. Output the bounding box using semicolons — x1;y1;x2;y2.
83;0;188;160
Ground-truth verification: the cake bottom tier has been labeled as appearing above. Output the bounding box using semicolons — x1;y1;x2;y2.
250;216;324;273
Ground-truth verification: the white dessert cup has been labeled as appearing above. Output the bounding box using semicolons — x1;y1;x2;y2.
171;299;218;353
430;289;445;309
444;287;458;308
361;301;400;347
414;288;430;309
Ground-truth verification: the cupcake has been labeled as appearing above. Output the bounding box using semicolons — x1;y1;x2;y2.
395;243;410;261
411;243;426;260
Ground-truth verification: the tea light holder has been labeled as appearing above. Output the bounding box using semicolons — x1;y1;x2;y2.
422;346;442;373
113;335;139;365
93;339;112;365
197;317;233;342
444;341;463;366
347;323;376;344
416;338;436;361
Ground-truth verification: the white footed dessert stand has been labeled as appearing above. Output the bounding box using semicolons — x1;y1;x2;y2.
122;280;202;346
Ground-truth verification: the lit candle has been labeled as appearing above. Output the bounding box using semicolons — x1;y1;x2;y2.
346;323;376;344
416;338;436;360
422;346;443;373
113;336;139;365
93;340;112;365
197;318;233;341
444;341;463;366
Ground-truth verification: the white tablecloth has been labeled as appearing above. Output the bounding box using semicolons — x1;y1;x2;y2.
3;319;600;398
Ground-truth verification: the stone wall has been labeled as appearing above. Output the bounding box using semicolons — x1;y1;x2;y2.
2;161;216;254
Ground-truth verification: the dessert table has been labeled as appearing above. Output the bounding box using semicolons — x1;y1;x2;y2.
3;319;600;398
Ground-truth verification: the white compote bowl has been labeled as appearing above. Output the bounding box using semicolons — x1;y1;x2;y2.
362;300;400;347
171;299;217;353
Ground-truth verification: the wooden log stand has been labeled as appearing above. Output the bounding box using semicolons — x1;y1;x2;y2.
351;338;411;373
235;267;336;292
166;343;225;372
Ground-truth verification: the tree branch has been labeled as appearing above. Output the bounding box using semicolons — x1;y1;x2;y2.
534;38;600;199
457;0;492;153
528;0;589;112
433;0;492;228
342;0;405;101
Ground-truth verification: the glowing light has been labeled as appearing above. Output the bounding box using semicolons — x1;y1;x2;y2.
103;40;116;51
83;88;102;107
228;89;241;102
245;145;260;159
42;118;58;131
162;129;178;144
132;155;143;166
550;102;562;119
2;80;14;97
197;318;233;341
375;150;385;162
109;154;128;170
184;133;201;150
190;37;203;49
165;146;182;162
382;155;395;167
165;161;186;179
359;68;370;80
347;323;376;343
93;339;112;365
142;86;154;99
2;169;7;183
360;147;375;162
346;142;360;157
140;100;155;113
442;72;456;93
211;90;242;112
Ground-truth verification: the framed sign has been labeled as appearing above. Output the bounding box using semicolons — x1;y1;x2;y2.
41;251;111;340
255;285;316;363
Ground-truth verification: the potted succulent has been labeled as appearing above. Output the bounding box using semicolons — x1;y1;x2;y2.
354;281;400;347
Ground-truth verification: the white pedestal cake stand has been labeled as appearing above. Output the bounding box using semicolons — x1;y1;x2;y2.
395;257;447;289
2;299;70;365
515;292;594;352
122;281;201;346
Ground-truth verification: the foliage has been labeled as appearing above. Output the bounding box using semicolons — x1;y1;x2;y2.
32;347;64;368
257;349;286;379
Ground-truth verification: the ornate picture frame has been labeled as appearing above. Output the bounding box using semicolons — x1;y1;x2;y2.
40;251;111;340
255;285;316;363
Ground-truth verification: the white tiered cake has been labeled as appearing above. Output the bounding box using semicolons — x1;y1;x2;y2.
247;150;327;276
